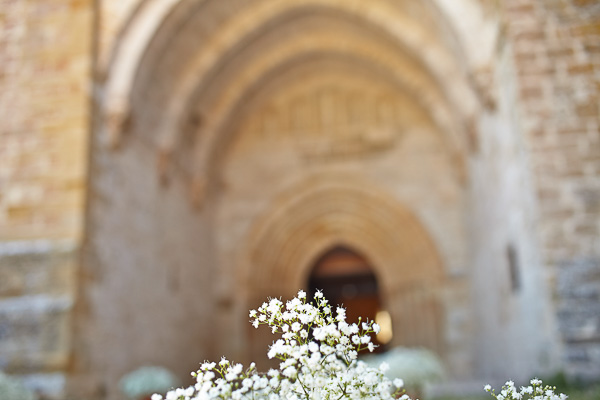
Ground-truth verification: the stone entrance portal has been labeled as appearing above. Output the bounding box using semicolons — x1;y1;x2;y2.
235;177;453;369
79;1;570;397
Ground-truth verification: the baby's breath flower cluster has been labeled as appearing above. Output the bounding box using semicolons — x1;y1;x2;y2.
484;379;568;400
152;290;408;400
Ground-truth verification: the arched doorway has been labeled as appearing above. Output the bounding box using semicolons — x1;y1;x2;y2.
241;179;452;364
307;245;392;351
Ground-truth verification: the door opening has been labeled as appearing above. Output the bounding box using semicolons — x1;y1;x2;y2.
307;246;391;352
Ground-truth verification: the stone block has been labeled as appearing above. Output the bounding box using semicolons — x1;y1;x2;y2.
0;241;76;374
20;373;66;400
0;294;73;373
0;241;77;298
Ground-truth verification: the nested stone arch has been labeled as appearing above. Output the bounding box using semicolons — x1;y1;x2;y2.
169;5;476;187
241;178;447;360
102;0;485;180
191;54;466;195
207;53;466;190
147;0;477;143
100;0;180;147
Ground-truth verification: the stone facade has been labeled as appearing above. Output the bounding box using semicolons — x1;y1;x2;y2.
0;0;91;397
502;0;600;380
0;0;598;399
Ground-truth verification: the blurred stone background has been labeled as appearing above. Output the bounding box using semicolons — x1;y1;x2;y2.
0;0;598;399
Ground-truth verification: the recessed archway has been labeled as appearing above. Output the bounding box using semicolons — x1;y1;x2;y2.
239;177;448;366
89;0;481;392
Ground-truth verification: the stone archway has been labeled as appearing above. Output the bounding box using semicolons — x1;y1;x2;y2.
88;0;481;394
239;178;447;366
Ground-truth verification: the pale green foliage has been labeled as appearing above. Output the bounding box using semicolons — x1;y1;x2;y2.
119;366;180;399
0;372;36;400
362;346;445;391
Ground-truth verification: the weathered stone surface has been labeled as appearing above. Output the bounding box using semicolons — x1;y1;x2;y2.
0;240;76;388
1;0;599;399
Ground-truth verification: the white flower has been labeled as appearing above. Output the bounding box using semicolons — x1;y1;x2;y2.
201;362;215;370
151;395;163;400
283;366;297;378
484;384;492;392
379;362;390;372
232;363;243;374
155;290;424;400
522;386;533;394
373;323;381;334
165;392;178;400
336;307;346;322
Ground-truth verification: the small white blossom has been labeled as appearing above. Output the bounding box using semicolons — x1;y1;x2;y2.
373;323;381;334
379;362;390;372
485;379;568;400
153;290;486;400
201;362;216;370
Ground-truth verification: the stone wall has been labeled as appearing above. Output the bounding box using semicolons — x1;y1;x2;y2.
503;0;600;380
75;136;218;399
0;0;92;397
469;37;562;379
0;0;91;241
